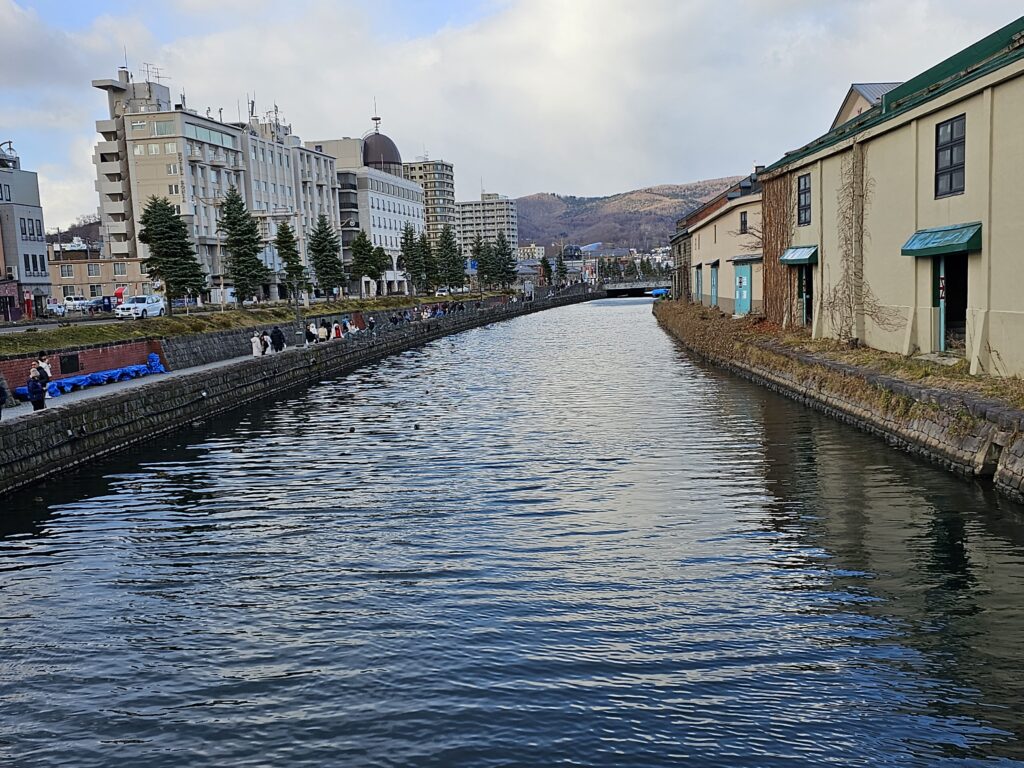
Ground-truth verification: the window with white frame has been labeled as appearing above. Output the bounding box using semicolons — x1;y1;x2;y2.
88;263;100;277
60;264;74;278
113;262;127;276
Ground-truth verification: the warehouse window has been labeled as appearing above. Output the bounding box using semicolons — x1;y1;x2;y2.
797;173;811;226
936;114;965;198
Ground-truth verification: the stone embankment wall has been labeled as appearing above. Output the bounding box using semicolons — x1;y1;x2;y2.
0;294;599;497
654;301;1024;505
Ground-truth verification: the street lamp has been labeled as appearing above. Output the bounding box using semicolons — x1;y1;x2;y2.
278;269;307;347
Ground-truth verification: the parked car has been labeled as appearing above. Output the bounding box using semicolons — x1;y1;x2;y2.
64;296;88;312
45;301;66;317
434;288;450;297
115;295;166;319
84;297;110;313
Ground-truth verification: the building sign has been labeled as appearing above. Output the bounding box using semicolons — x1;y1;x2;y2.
0;282;19;298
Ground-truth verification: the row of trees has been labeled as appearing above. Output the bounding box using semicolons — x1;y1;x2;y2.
138;186;533;312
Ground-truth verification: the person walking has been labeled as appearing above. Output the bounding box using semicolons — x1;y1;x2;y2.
27;368;46;411
317;320;329;343
270;326;285;353
332;321;342;339
260;330;271;355
307;322;318;344
250;331;264;357
367;316;376;334
34;353;52;398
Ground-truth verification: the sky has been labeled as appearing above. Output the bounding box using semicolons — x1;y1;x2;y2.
2;0;1022;229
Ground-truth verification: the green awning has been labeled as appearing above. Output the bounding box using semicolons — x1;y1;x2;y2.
729;253;763;264
901;222;982;257
780;246;818;265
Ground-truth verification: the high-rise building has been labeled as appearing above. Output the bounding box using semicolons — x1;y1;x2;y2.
309;121;425;296
92;68;339;303
456;192;518;258
403;158;455;252
0;142;50;320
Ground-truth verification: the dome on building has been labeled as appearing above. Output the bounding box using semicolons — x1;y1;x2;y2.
363;125;402;176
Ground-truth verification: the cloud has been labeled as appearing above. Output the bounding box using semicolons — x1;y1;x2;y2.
6;0;1024;229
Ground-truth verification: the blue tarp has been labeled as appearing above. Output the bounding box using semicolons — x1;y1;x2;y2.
15;353;166;400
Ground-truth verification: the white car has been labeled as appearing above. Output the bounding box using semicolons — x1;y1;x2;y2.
64;296;88;312
115;295;166;319
45;301;66;317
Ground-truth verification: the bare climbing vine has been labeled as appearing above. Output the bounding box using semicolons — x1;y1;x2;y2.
761;174;795;326
819;144;901;342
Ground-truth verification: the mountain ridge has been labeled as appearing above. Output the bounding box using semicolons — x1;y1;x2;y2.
516;177;743;252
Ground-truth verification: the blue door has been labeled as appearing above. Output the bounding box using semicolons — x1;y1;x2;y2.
694;268;703;303
734;264;752;315
710;266;719;307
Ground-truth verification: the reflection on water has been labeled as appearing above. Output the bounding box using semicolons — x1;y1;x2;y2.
2;298;1024;767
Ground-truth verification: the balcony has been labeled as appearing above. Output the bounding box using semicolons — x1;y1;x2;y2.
210;153;227;167
301;170;313;182
96;180;123;195
109;241;132;256
102;200;126;216
97;160;122;177
187;149;205;163
96;119;117;134
95;141;120;155
106;221;128;236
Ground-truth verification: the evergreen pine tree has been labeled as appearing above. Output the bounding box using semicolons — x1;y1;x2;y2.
138;195;207;316
479;242;495;291
493;231;516;289
400;223;422;292
308;214;346;298
219;186;269;304
470;234;488;290
539;254;553;285
349;230;375;297
436;224;463;289
556;252;568;284
371;246;391;293
274;221;306;300
418;231;437;292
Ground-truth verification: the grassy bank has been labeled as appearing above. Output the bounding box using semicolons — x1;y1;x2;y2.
0;295;470;357
654;300;1024;411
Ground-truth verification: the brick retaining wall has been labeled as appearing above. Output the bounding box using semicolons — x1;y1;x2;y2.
0;293;600;497
653;301;1024;505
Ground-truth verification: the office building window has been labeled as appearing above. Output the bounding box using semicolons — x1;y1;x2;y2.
63;285;77;298
148;144;160;155
165;142;177;155
60;264;74;278
168;184;180;195
133;144;145;156
797;174;811;226
167;163;178;175
36;219;42;235
89;284;103;297
88;263;101;277
114;262;127;276
936;114;966;198
739;211;748;234
31;254;38;272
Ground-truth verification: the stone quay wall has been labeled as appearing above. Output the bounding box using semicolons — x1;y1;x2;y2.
0;293;600;497
653;301;1024;505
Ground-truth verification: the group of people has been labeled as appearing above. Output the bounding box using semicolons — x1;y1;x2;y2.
250;327;288;357
1;353;52;420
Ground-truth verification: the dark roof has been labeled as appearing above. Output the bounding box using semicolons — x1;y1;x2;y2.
363;131;401;169
764;16;1024;175
851;82;902;103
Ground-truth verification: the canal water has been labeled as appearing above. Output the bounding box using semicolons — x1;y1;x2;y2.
2;298;1024;767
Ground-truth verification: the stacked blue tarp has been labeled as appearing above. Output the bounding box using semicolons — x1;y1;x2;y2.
15;353;166;400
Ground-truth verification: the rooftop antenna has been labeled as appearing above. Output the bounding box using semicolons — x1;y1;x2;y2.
372;98;381;132
218;107;223;122
141;62;166;83
122;45;128;70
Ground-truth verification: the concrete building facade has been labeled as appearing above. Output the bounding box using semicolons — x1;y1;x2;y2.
456;192;518;258
92;68;339;304
517;243;546;261
760;16;1024;376
0;143;50;320
49;237;151;300
403;158;456;253
310;127;424;296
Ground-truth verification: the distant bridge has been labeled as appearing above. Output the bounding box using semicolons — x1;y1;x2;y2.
601;279;671;297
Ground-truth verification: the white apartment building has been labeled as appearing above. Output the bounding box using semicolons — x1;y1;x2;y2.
0;143;50;320
92;68;339;303
517;243;546;262
403;158;456;253
310;125;424;296
457;193;519;259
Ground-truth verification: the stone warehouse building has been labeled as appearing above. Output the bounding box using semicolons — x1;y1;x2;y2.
687;172;763;317
760;16;1024;376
